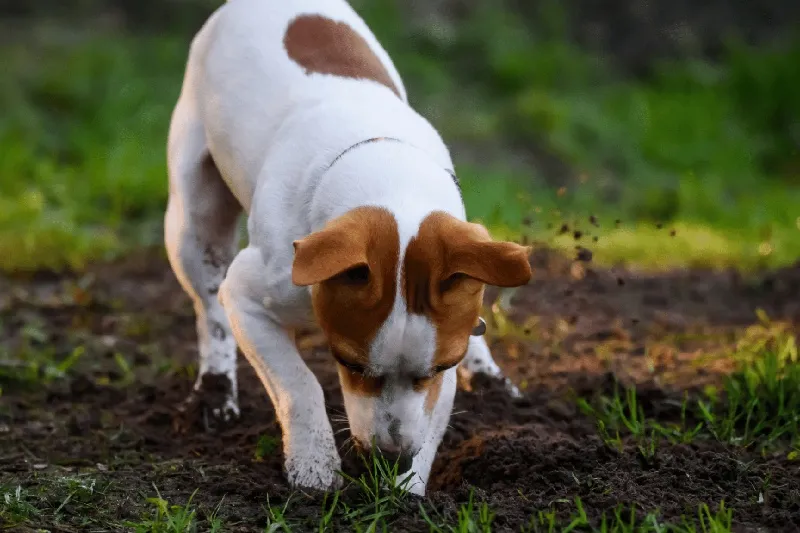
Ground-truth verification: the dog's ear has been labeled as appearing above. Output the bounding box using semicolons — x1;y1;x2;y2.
443;219;532;288
292;219;368;287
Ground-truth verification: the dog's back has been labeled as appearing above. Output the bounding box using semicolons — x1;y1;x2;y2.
178;0;413;206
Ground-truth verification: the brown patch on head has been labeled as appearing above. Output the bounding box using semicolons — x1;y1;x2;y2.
292;206;400;397
403;211;532;374
284;14;401;98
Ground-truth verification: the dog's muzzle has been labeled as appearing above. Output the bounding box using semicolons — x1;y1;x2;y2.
354;438;416;472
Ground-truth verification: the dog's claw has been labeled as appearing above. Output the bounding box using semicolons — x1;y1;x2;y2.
503;377;523;399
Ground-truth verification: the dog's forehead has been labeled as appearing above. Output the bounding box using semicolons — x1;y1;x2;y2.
367;209;449;371
369;309;436;372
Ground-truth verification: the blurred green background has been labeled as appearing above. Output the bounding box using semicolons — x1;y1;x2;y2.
1;0;799;272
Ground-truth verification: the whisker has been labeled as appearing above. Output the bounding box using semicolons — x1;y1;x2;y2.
339;436;353;453
334;426;352;436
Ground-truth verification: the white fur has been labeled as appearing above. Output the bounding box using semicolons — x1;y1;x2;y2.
165;0;517;494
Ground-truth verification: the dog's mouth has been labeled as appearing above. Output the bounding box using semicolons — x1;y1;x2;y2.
353;439;416;473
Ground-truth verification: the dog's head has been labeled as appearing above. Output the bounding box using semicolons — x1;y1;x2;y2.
292;207;531;466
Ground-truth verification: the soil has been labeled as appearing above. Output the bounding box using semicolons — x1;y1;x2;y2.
2;247;800;532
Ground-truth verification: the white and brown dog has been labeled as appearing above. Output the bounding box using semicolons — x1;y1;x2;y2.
165;0;532;495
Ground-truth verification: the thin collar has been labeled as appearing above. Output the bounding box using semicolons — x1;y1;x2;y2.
321;136;460;191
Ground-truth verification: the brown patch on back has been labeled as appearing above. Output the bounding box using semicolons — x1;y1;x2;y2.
284;14;401;98
403;212;533;374
292;206;400;397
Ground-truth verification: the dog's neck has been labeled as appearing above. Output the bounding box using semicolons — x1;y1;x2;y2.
306;136;466;239
321;136;461;192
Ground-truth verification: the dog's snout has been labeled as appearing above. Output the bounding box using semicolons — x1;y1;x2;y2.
388;418;401;445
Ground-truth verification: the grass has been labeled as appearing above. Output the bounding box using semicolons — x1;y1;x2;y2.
0;476;111;529
259;448;416;531
578;325;800;454
421;488;495;532
2;475;737;533
127;486;200;533
523;498;733;533
698;326;800;449
1;485;40;526
334;448;415;529
2;3;800;273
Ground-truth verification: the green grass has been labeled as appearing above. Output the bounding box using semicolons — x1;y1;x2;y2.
522;498;733;533
127;486;201;533
0;476;111;529
254;434;281;462
1;485;40;526
698;327;800;449
578;326;800;454
335;448;415;529
421;488;495;532
2;4;800;273
3;476;737;533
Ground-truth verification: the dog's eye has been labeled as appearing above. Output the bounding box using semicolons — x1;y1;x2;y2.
439;272;467;293
343;362;366;374
333;351;366;374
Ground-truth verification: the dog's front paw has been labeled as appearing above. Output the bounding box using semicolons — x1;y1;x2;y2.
284;443;343;491
174;373;240;432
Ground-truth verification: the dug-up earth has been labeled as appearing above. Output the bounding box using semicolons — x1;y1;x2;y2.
1;245;800;532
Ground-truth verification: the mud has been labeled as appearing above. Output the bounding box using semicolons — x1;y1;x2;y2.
1;247;799;531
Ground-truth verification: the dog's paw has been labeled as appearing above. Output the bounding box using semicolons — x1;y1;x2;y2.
174;373;239;432
457;365;523;399
284;446;343;492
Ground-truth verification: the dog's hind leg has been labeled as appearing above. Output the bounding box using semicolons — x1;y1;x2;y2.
165;95;243;423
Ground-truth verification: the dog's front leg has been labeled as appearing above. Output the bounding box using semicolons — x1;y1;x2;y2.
397;368;458;496
219;247;342;491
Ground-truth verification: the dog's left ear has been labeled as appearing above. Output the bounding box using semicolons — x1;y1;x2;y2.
444;219;532;288
291;216;368;287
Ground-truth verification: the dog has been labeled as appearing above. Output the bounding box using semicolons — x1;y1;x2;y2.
164;0;532;495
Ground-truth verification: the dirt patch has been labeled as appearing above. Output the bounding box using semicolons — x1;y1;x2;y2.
2;247;799;531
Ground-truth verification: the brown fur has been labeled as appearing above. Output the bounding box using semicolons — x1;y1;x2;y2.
403;211;532;375
292;207;399;397
283;14;401;98
292;209;531;401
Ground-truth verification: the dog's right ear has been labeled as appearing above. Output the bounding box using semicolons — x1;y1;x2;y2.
292;221;368;287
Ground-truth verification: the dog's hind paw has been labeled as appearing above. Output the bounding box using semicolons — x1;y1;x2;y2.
501;376;523;399
174;373;240;432
457;365;523;399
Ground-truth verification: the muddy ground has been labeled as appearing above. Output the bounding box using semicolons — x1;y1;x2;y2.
2;246;800;531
